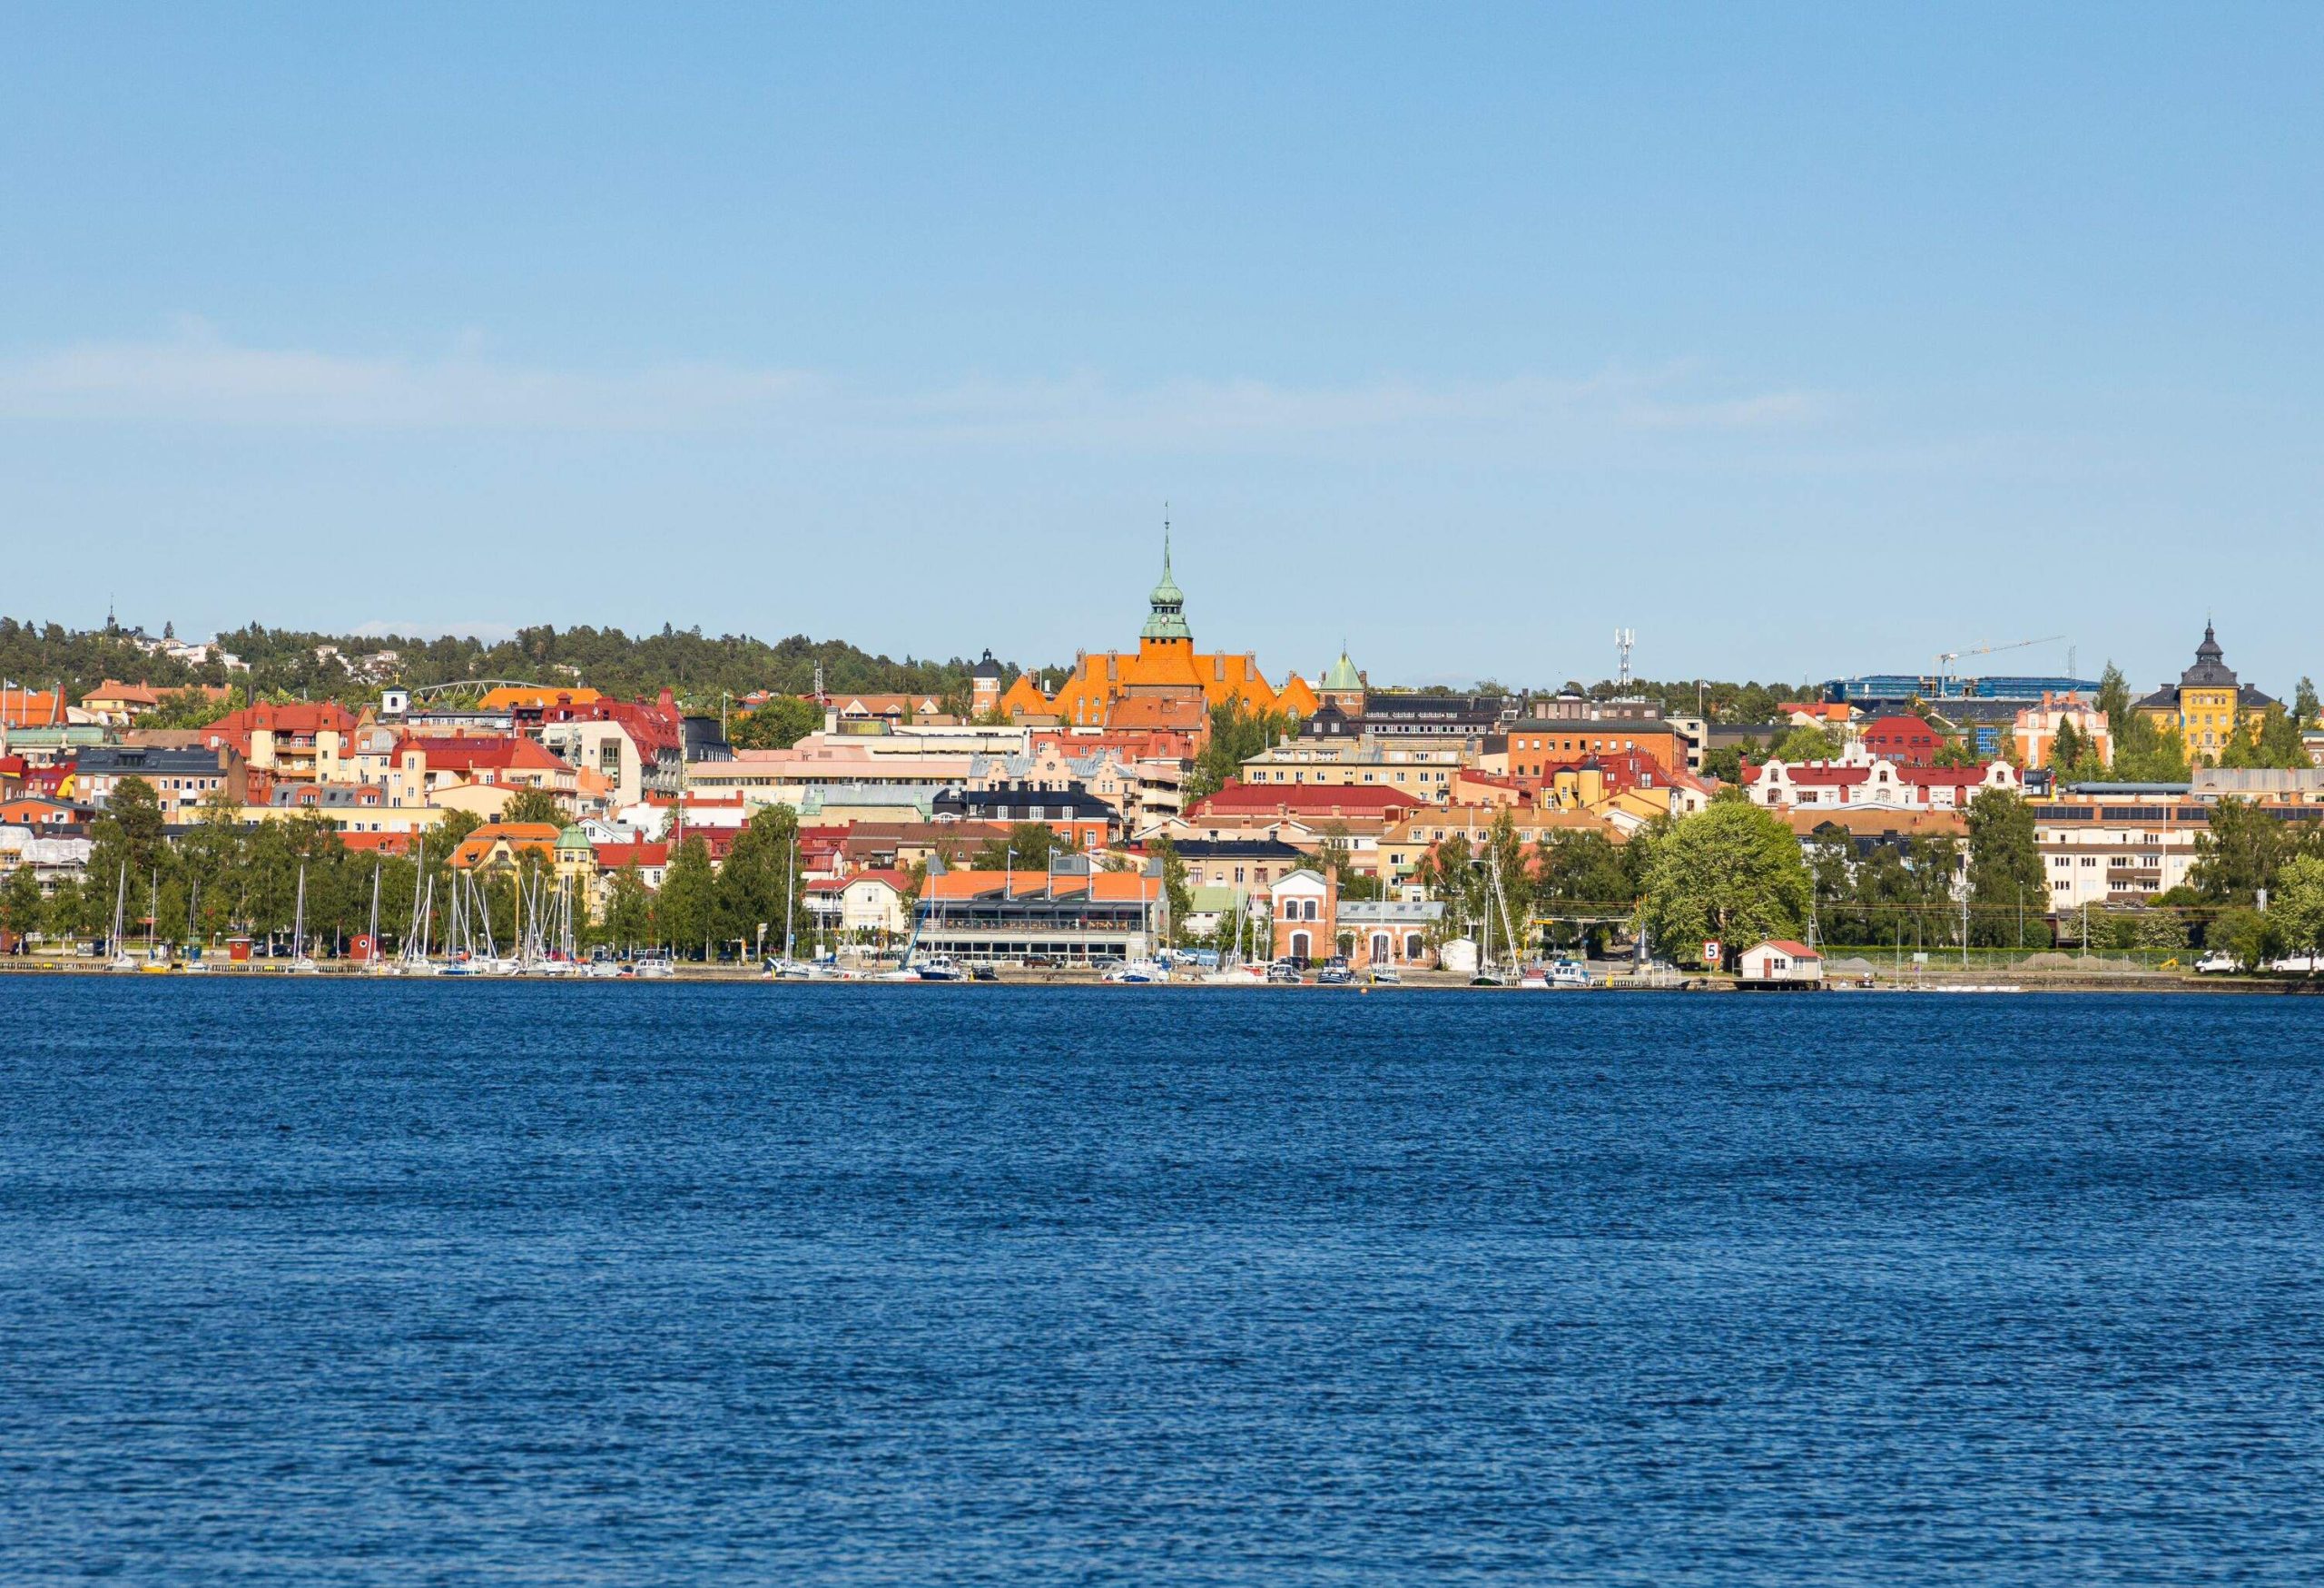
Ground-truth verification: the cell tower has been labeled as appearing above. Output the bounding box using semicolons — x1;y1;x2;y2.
1615;627;1636;691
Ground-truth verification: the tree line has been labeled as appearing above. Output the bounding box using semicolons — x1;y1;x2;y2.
0;616;1022;717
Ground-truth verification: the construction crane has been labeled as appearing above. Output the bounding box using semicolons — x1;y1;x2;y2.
1928;635;2065;689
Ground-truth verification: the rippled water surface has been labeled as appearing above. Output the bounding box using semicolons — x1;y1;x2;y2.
4;979;2322;1584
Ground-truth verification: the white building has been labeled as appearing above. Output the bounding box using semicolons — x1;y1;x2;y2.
1748;746;2019;811
2032;793;2206;909
1738;940;1822;986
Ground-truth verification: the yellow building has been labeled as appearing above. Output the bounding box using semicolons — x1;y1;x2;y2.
994;537;1315;727
2134;624;2275;758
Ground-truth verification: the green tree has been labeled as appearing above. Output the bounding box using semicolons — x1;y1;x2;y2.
0;864;44;943
2096;662;2132;731
2273;854;2324;968
655;834;716;958
2191;798;2285;904
1482;808;1531;931
2098;662;2192;781
971;821;1065;874
1532;830;1630;910
2046;715;2085;773
1147;834;1192;947
2296;676;2320;730
1772;724;1841;762
603;862;653;951
2253;704;2310;769
2210;904;2273;970
1700;744;1747;784
87;775;169;886
729;695;823;750
135;685;243;730
1413;833;1476;934
500;787;567;827
1184;698;1300;801
716;804;808;956
1965;790;2043;946
1638;801;1812;966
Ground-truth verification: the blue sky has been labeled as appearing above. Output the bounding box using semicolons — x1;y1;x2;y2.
4;4;2319;694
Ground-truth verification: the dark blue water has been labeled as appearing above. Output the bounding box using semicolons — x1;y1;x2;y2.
4;981;2321;1584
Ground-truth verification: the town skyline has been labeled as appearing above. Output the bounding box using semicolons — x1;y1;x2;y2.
10;567;2304;714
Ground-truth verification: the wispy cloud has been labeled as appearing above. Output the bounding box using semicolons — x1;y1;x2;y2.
0;323;1829;452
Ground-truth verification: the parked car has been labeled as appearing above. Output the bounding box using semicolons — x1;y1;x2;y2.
2194;950;2244;974
2269;953;2320;974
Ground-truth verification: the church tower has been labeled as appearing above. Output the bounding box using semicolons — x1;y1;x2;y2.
1136;525;1196;670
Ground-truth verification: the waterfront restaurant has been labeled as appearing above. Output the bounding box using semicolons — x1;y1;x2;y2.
911;855;1163;965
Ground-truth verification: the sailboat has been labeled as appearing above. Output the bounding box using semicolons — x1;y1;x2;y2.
139;869;172;972
1470;847;1509;987
288;864;320;972
104;864;136;971
364;863;394;975
182;879;211;972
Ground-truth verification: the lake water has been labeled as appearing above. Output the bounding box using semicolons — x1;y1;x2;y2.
3;980;2321;1584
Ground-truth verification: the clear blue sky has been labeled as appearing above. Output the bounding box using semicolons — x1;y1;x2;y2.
5;4;2319;695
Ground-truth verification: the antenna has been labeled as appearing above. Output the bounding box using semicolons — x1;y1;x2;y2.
1614;628;1636;691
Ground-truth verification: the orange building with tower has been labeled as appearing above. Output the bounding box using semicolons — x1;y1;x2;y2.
990;537;1316;728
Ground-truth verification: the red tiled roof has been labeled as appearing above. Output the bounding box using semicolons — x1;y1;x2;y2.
808;868;908;895
594;840;671;869
408;735;567;773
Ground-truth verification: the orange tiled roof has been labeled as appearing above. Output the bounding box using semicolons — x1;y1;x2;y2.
921;868;1159;903
0;687;64;728
478;686;604;711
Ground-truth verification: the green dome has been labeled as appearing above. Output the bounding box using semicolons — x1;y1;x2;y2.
1139;528;1192;641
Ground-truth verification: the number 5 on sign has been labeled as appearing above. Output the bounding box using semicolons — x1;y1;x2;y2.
1701;939;1721;968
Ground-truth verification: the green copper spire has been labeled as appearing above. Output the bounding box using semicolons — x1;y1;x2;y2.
1140;514;1191;641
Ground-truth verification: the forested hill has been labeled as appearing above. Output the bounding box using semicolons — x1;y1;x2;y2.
0;617;1011;709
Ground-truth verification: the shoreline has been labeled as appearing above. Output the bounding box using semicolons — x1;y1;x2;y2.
4;957;2319;994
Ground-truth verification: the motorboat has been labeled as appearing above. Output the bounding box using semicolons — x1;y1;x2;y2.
911;956;965;981
1102;958;1169;984
632;956;675;980
1315;957;1355;986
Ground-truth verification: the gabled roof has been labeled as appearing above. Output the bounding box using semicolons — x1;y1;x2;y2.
807;868;908;895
